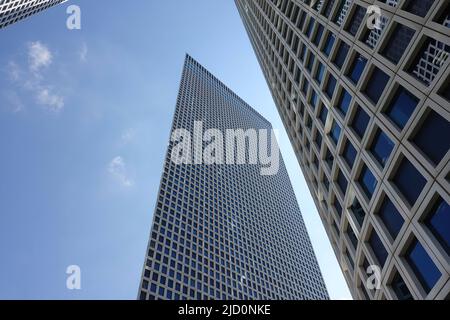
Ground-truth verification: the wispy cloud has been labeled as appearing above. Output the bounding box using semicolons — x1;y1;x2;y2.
108;156;134;187
79;42;88;62
28;41;53;73
4;41;65;113
2;90;24;113
120;128;136;145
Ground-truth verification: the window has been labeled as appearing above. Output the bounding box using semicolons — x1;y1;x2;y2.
405;239;441;293
359;165;377;199
377;196;404;239
325;148;334;169
346;226;358;250
424;197;450;256
342;140;357;168
370;129;395;167
384;86;418;130
345;5;365;36
365;67;389;104
412;109;450;165
403;0;434;17
323;32;335;56
351;106;370;139
336;170;348;195
318;105;328;126
336;89;351;116
315;62;325;84
393;158;427;206
306;17;315;38
350;197;365;227
333;41;350;69
325;74;337;99
381;24;415;64
347;53;367;84
409;37;450;86
313;24;324;47
329;121;341;145
369;229;388;266
391;272;413;300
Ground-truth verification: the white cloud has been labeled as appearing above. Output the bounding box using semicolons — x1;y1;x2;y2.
108;156;134;187
7;61;21;81
120;128;136;145
28;41;53;72
36;88;64;112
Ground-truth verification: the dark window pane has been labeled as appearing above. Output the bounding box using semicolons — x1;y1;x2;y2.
381;24;415;64
351;106;370;139
365;67;389;104
347;226;358;250
384;86;419;129
346;5;365;36
350;197;366;227
377;196;404;239
391;272;414;300
393;158;427;206
370;129;395;167
412;109;450;165
348;54;367;84
342;140;357;167
336;170;348;195
325;148;334;169
406;239;442;293
425;197;450;256
325;74;337;99
403;0;434;17
313;24;324;47
333;41;350;69
369;230;388;266
359;165;377;199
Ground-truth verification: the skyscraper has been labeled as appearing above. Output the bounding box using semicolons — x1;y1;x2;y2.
236;0;450;300
0;0;65;29
138;54;329;300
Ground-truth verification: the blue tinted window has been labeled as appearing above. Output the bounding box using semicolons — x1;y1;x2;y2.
334;198;343;217
378;197;404;239
359;165;377;199
336;170;348;195
385;86;419;129
370;129;395;167
347;226;358;250
393;158;426;206
306;18;315;38
325;148;334;169
365;67;389;104
425;197;450;256
325;74;337;99
342;140;357;167
310;90;318;109
351;106;370;139
348;54;367;84
313;24;324;46
403;0;434;17
336;89;352;116
323;33;335;56
333;41;350;69
319;105;328;125
330;121;341;144
406;239;441;293
369;230;388;266
413;109;450;165
315;63;325;84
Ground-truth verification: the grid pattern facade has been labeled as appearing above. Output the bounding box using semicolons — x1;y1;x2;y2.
0;0;65;29
236;0;450;300
138;55;329;300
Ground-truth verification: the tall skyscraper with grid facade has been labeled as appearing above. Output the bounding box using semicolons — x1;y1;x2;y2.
0;0;65;29
236;0;449;300
138;55;329;300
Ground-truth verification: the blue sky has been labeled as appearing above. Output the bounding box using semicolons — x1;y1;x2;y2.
0;0;351;299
